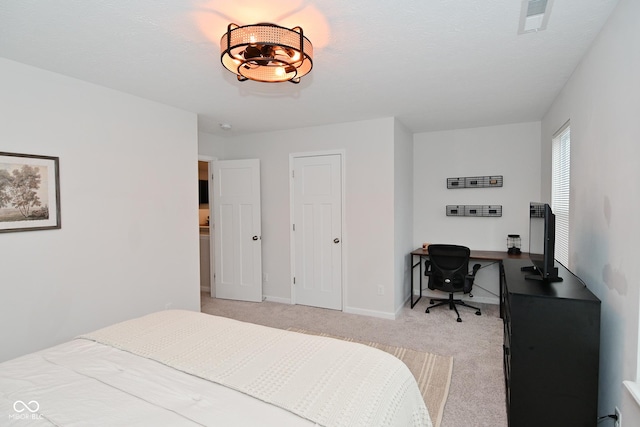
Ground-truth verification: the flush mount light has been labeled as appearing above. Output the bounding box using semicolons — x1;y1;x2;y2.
220;23;313;84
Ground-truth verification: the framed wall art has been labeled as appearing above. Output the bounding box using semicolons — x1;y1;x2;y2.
0;151;61;233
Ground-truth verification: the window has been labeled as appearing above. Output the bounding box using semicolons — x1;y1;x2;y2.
552;123;570;267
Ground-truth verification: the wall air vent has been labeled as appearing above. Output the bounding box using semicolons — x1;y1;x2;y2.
518;0;554;34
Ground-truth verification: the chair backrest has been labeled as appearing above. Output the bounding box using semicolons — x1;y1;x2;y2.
426;244;472;293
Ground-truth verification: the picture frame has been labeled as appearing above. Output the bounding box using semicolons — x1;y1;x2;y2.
0;151;61;233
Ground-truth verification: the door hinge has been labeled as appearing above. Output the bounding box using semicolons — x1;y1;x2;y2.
292;170;295;178
293;277;296;285
293;224;295;231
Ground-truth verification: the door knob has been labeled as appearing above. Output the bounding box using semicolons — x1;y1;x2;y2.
334;238;340;244
252;236;259;241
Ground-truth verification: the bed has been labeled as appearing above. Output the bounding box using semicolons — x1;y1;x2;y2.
0;310;431;426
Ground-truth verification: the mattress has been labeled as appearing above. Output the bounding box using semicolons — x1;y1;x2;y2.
0;310;431;426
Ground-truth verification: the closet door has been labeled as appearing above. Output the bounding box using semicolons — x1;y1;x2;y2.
291;153;343;310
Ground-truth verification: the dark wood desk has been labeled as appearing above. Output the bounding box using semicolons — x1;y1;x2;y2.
409;247;527;311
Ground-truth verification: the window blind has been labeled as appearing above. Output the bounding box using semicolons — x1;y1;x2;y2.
552;124;570;267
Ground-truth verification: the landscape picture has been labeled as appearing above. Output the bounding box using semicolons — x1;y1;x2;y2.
0;152;61;233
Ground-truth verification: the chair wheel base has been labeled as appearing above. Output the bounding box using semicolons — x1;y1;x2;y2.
424;294;482;322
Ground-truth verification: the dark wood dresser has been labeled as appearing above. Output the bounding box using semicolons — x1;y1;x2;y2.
501;258;601;427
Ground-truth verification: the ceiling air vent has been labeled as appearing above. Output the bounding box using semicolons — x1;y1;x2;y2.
518;0;554;34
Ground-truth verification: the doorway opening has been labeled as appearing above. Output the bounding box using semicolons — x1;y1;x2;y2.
198;160;212;294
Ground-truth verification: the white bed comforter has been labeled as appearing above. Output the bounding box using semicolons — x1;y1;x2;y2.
1;310;431;427
0;339;314;426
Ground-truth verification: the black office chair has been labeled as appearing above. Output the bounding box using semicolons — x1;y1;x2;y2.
424;244;482;322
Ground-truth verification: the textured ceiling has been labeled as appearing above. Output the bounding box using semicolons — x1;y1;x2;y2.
0;0;620;136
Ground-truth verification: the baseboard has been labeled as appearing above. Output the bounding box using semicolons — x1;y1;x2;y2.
343;305;396;320
462;295;498;305
200;286;210;293
261;297;396;319
263;295;292;304
396;292;412;317
417;289;499;305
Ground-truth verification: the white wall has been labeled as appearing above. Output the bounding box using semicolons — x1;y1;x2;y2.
413;122;541;303
393;119;414;312
215;118;398;317
198;131;226;158
201;119;541;314
414;122;541;250
541;0;640;420
0;58;201;362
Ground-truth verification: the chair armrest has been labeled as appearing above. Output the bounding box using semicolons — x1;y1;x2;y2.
464;264;481;280
424;260;432;276
463;264;482;293
471;263;481;276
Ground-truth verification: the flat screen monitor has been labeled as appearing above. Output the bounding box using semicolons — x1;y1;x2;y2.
199;180;209;205
525;202;562;282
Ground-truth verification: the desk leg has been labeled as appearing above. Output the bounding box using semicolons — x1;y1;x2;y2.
499;260;505;319
410;254;415;308
419;258;423;304
410;254;422;309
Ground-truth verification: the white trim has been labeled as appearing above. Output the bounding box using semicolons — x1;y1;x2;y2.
197;156;217;298
419;289;499;306
624;381;640;408
396;293;412;318
344;305;396;320
263;295;292;305
289;149;347;310
552;119;571;139
289;155;296;305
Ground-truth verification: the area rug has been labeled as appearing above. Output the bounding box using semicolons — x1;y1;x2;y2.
287;328;453;427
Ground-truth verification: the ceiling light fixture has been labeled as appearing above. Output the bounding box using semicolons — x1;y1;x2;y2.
220;23;313;84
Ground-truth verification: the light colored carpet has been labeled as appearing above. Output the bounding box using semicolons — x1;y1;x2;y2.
288;327;453;427
201;293;507;427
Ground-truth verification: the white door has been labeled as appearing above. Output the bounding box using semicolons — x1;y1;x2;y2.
292;154;342;310
212;159;262;302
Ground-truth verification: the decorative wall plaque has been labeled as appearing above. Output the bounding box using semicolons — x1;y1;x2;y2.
447;175;503;189
446;205;502;217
